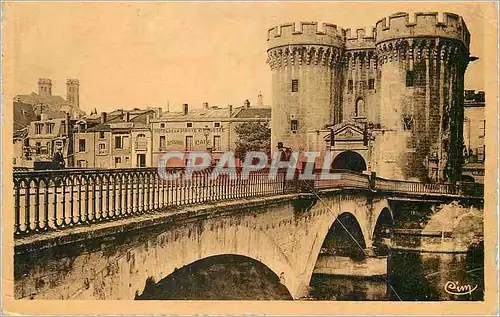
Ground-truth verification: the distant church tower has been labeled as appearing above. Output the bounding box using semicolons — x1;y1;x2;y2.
66;79;80;109
38;78;52;97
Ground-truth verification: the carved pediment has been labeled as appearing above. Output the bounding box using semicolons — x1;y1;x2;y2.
323;122;366;143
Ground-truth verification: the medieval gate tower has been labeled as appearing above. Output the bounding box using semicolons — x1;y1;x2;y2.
267;12;471;182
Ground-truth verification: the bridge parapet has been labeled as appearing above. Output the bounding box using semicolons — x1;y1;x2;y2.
12;167;483;237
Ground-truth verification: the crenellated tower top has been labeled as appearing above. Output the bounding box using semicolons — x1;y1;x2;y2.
375;12;470;49
345;27;377;50
267;22;345;50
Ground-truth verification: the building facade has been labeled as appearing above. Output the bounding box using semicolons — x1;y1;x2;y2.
267;12;472;182
462;90;485;183
73;109;155;168
151;101;271;167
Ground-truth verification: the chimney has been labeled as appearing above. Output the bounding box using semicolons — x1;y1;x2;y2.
101;112;107;124
257;93;263;107
146;114;151;125
183;103;189;116
203;102;209;110
157;107;163;118
229;105;233;116
244;99;250;109
125;112;130;122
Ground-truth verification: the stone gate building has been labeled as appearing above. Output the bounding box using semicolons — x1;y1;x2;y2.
267;12;473;183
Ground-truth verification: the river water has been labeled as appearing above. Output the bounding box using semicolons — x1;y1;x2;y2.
307;247;484;301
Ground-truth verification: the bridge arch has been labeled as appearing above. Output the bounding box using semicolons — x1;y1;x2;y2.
372;207;395;255
318;212;368;259
332;151;367;172
135;254;293;300
73;221;300;300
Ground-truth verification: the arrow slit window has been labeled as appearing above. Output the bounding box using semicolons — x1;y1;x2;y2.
291;79;299;92
291;119;298;133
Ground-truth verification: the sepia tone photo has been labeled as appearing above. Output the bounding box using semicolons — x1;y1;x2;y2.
2;1;498;315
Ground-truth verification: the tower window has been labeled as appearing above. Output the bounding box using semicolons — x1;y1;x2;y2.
291;79;299;92
290;119;298;133
348;80;353;93
406;70;414;87
368;79;375;90
79;139;86;152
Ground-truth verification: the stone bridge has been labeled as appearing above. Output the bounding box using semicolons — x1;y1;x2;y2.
13;168;483;300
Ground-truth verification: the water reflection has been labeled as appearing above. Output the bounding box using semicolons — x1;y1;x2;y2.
308;244;484;301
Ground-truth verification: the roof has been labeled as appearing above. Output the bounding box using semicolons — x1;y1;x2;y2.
13;101;37;131
233;107;271;119
15;93;69;109
87;110;154;132
157;107;233;120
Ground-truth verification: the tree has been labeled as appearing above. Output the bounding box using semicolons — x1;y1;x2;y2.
234;121;271;161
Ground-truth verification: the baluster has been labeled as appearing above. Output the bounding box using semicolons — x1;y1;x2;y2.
133;173;138;214
42;179;50;230
118;175;123;217
77;177;83;223
156;171;161;209
151;172;157;210
97;175;103;220
52;178;59;228
14;179;21;235
34;180;41;231
24;179;32;233
69;176;75;225
61;177;67;226
105;175;110;219
111;174;116;218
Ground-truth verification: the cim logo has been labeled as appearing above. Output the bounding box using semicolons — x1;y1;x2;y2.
444;281;478;296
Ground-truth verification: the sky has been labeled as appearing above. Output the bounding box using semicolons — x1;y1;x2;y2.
2;2;491;114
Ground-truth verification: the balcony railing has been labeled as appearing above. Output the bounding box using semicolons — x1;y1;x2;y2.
12;168;484;236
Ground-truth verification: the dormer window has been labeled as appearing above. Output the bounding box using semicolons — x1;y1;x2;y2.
214;122;221;128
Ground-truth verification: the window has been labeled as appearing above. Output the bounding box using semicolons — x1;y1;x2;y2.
160;123;165;128
35;142;41;155
99;143;106;150
406;70;414;87
99;131;105;139
159;136;166;149
291;119;298;133
355;99;365;117
61;122;66;134
35;124;43;134
213;135;221;151
368;79;375;90
47;123;54;134
77;160;87;168
185;136;193;151
186;122;193;128
214;122;221;128
348;80;353;93
480;120;486;137
114;157;121;167
79;139;86;152
115;136;122;149
291;79;299;92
